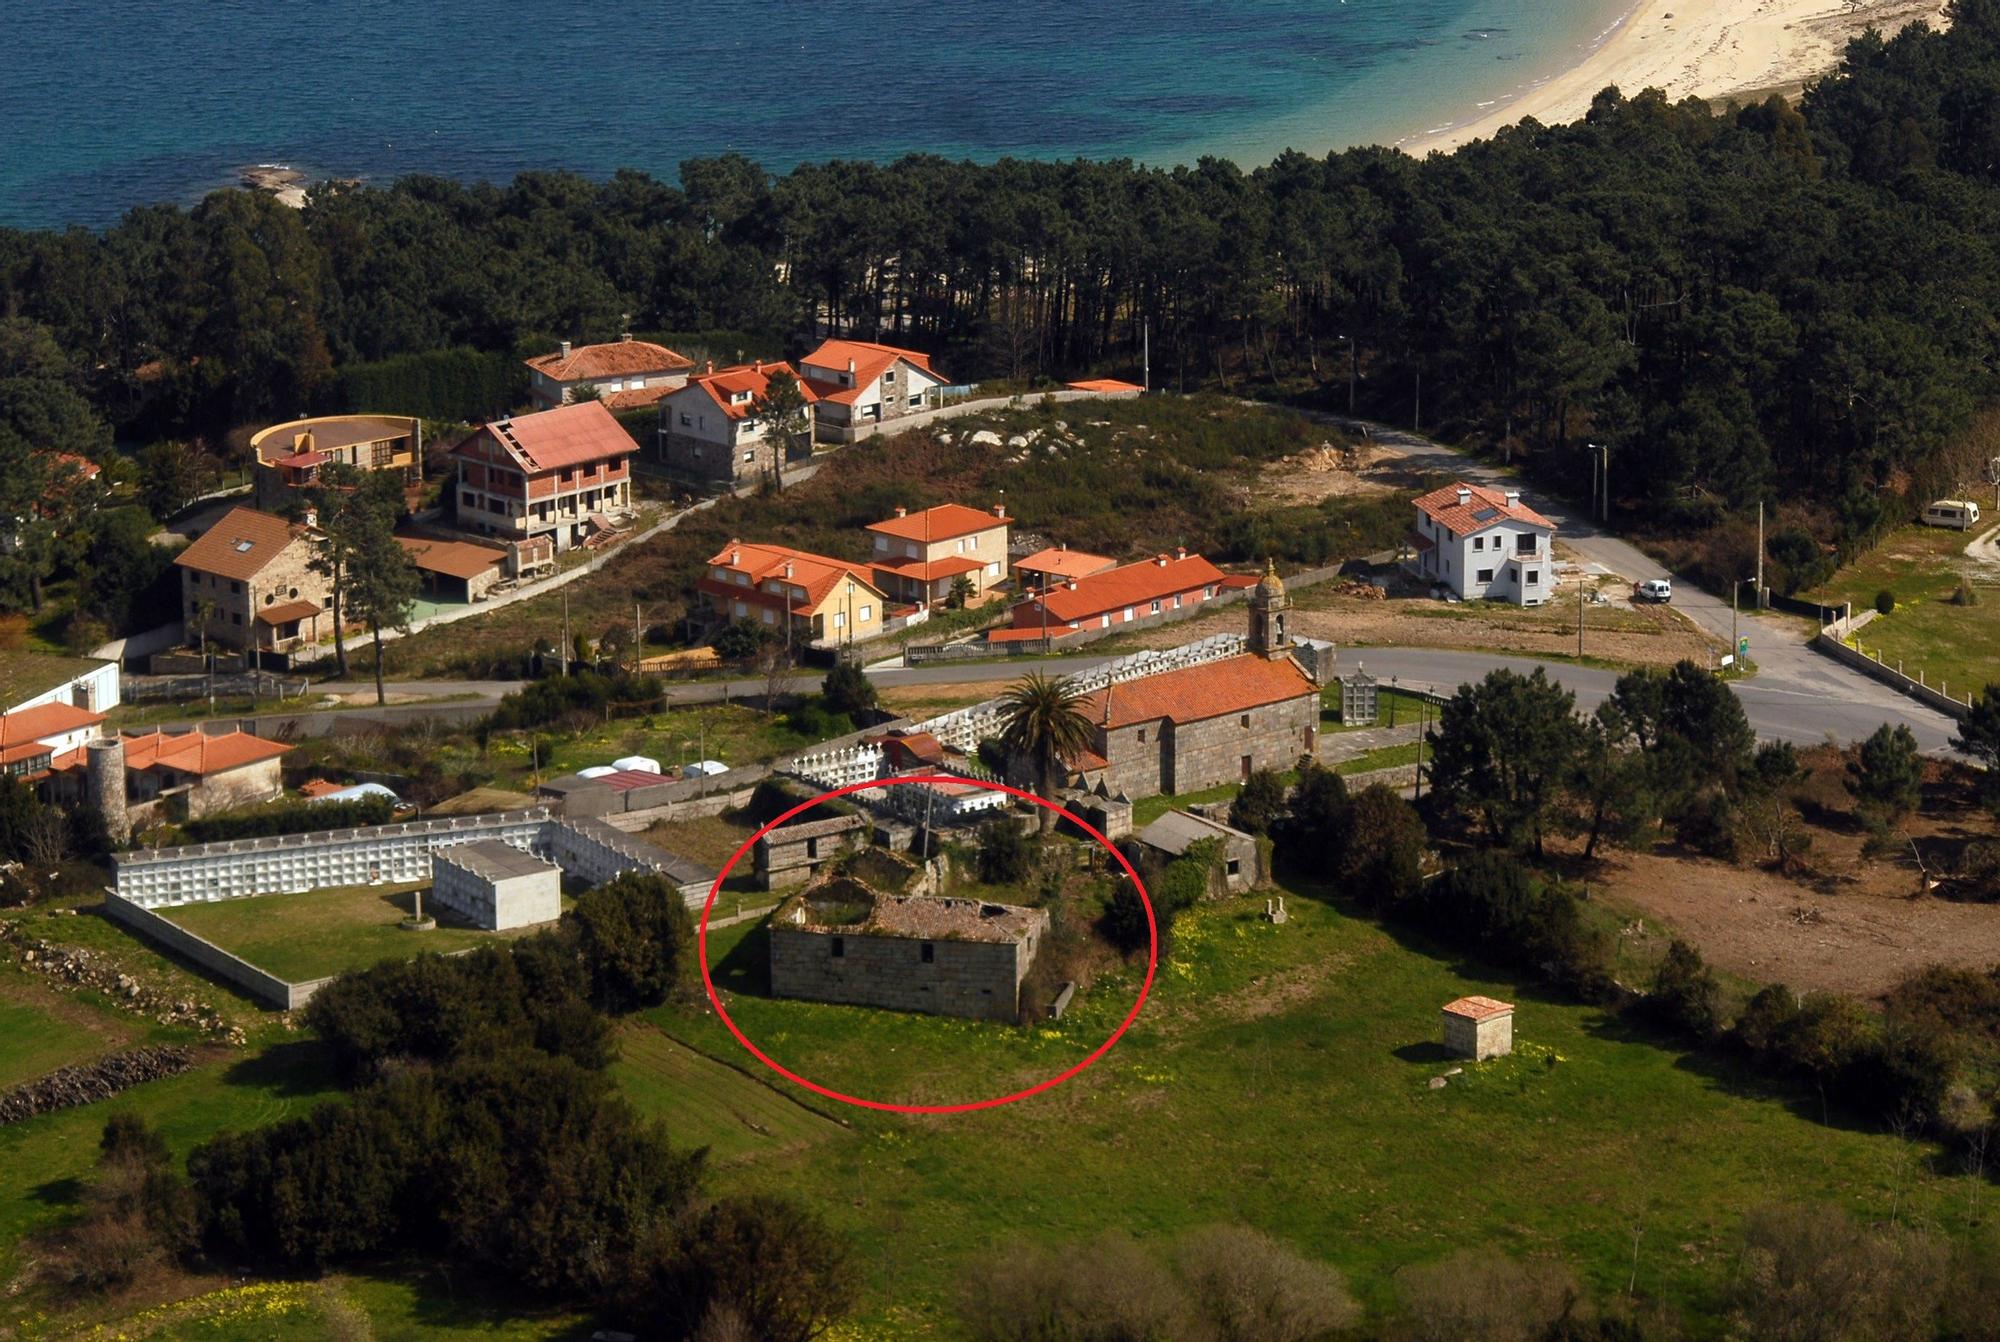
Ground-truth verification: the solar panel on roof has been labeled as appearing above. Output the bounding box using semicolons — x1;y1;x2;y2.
1471;507;1498;521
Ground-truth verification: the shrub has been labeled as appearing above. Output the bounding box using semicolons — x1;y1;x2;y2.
1874;588;1896;615
1733;1202;1947;1342
1393;1248;1582;1342
1341;784;1426;912
1171;1224;1358;1342
624;1196;855;1342
1847;722;1923;818
1229;768;1288;835
565;872;700;1013
1953;579;1981;607
1269;761;1350;878
976;819;1033;886
820;660;877;717
959;1232;1193;1342
40;1114;198;1295
1645;940;1722;1039
1100;877;1161;955
1733;984;1800;1057
712;619;768;661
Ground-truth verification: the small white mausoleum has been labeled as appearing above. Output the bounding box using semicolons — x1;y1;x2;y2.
431;840;563;931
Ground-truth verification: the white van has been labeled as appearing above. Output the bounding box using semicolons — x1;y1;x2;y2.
1922;499;1982;530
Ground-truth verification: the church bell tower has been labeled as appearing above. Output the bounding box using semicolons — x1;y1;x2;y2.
1248;558;1291;658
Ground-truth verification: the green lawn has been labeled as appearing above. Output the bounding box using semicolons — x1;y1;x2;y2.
612;1021;848;1164
0;988;130;1090
1335;741;1422;776
1808;523;1999;698
641;888;1975;1335
161;884;542;984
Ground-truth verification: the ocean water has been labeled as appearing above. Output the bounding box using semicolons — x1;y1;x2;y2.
0;0;1632;231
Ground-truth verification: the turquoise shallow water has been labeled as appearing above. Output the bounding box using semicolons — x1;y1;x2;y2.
0;0;1632;230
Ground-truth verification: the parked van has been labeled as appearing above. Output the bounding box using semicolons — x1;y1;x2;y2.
1922;499;1983;530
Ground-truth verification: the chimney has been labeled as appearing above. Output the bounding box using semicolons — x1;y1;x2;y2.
1155;554;1168;567
302;505;318;528
894;505;907;518
559;339;572;360
728;540;741;565
993;502;1006;519
1456;486;1472;507
847;357;857;375
704;359;715;375
783;561;794;579
1066;579;1078;591
1504;488;1520;508
620;331;632;342
1176;545;1186;560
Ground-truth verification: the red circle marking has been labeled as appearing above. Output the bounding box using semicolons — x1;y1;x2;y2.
697;775;1157;1114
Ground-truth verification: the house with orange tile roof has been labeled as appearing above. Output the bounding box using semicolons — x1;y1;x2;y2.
657;360;820;490
1013;543;1118;593
990;549;1231;647
699;539;889;647
452;400;637;554
0;700;107;780
526;335;695;411
796;339;949;440
864;503;1010;607
174;506;330;655
1025;574;1327;799
1411;481;1556;606
249;415;421;511
43;727;290;822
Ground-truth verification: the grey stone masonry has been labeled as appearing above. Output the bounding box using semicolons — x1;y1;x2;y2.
754;814;870;891
768;883;1047;1021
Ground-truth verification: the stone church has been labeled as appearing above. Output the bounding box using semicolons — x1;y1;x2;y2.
1063;564;1332;799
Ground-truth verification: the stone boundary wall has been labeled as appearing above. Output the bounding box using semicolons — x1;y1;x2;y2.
906;563;1348;663
0;1046;199;1126
816;388;1142;446
102;893;302;1009
1811;626;1973;720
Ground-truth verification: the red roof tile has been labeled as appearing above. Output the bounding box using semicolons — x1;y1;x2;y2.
1442;995;1514;1021
461;401;637;475
866;504;1007;545
797;340;942;405
173;506;310;582
677;361;819;422
1026;553;1226;624
397;536;507;581
703;540;882;613
118;729;289;776
1413;482;1555;535
254;599;321;625
872;555;985;582
1015;546;1118;583
525;339;693;383
1064;378;1144;393
1074;653;1316;730
0;701;105;745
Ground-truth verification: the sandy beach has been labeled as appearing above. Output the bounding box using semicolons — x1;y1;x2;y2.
1405;0;1949;154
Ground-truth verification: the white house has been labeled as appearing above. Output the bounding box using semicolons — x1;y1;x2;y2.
1411;482;1556;606
657;361;819;489
796;340;948;439
1;654;120;721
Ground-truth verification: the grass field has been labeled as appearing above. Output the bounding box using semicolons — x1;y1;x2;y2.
0;980;136;1090
1808;523;2000;697
634;888;1977;1334
612;1021;848;1164
161;884;539;984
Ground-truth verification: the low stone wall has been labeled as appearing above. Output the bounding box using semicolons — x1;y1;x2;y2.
101;893;304;1009
817;387;1142;446
0;1046;199;1126
1811;629;1972;720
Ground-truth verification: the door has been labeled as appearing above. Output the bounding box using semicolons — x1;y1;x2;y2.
1241;754;1253;782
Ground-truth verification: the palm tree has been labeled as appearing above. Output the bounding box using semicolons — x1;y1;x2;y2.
997;672;1096;833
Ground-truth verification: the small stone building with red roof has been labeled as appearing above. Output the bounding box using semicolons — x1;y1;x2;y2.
657;360;820;489
452;400;637;554
797;339;949;439
990;549;1230;647
864;502;1010;607
525;336;695;411
1411;481;1557;606
699;539;888;646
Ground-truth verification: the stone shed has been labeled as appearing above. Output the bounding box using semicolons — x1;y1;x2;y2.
768;874;1048;1021
753;813;871;890
431;839;563;931
1441;995;1514;1061
1129;809;1262;894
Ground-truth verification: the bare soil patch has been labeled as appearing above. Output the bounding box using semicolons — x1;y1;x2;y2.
1252;439;1401;506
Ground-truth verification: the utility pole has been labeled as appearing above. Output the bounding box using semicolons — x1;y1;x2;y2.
560;588;571;677
1731;580;1740;671
1578;576;1585;658
634;601;643;659
1414;698;1426;801
1413;367;1422;434
1755;501;1765;606
1143;321;1151;393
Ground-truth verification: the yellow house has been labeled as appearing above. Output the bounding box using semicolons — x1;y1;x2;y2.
865;503;1011;607
700;540;888;647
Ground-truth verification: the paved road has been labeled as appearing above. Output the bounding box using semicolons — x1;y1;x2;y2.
1322;417;1966;756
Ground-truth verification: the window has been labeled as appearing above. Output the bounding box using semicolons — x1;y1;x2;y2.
1526;570;1540;585
858;604;872;621
1476;568;1494;583
920;941;934;964
833;610;846;630
264;593;274;605
230;581;242;594
680;413;692;427
1241;754;1253;781
742;450;755;462
1517;534;1537;554
1240;714;1250;728
1472;536;1485;551
1123;607;1135;621
1172;594;1182;608
762;608;776;624
1204;586;1216;599
1137;729;1147;744
806;838;820;859
883;370;896;383
874;535;889;551
830;937;844;958
1226;859;1241;877
1149;600;1162;615
908;394;922;407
